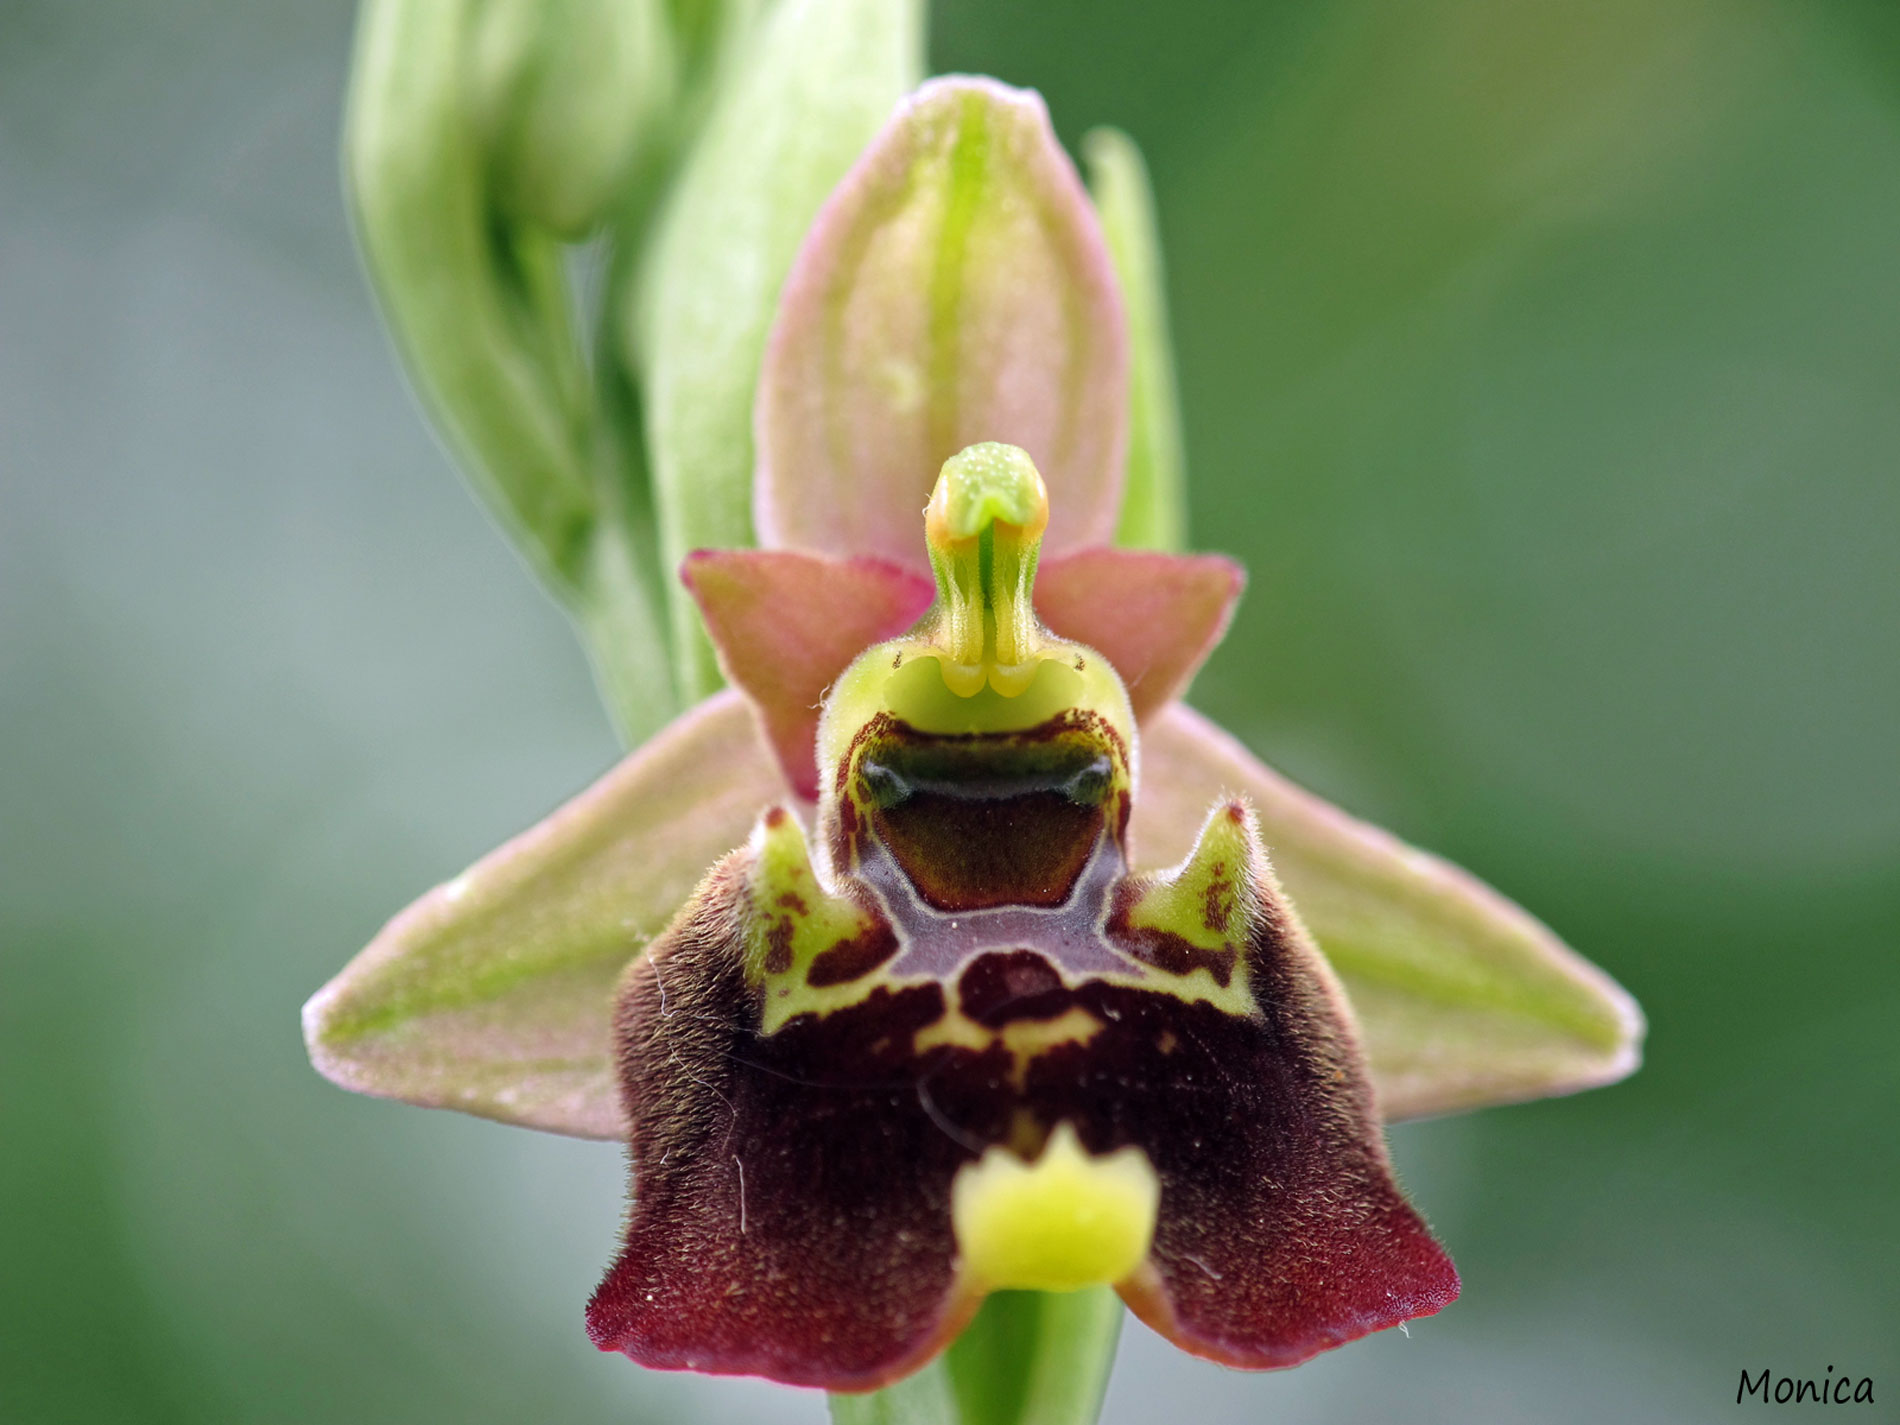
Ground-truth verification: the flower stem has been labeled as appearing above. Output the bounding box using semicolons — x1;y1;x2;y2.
831;1289;1124;1425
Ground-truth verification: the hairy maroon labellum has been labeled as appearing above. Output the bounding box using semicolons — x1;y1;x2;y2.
586;445;1459;1390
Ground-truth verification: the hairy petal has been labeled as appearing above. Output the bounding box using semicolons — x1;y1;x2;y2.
756;77;1127;571
302;692;781;1137
1035;549;1242;722
1130;705;1645;1120
685;541;1240;797
683;549;934;800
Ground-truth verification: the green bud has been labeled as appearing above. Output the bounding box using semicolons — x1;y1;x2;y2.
470;0;677;239
345;0;681;744
348;0;588;590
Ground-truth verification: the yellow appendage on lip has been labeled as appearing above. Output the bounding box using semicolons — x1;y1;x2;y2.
951;1123;1159;1291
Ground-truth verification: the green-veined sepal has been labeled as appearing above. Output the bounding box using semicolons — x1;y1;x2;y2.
1133;705;1644;1119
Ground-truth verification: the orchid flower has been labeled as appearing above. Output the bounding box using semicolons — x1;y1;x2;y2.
311;6;1641;1417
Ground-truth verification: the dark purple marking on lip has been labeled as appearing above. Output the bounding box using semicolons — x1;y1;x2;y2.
957;949;1072;1027
807;920;901;987
1106;881;1239;987
589;829;1458;1390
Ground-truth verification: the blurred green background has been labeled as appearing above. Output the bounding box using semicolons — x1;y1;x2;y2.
3;1;1895;1421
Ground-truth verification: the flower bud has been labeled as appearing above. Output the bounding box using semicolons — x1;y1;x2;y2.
346;0;688;743
470;0;677;238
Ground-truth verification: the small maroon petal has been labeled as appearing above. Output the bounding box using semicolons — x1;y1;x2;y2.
1035;549;1243;721
587;857;982;1391
683;550;934;799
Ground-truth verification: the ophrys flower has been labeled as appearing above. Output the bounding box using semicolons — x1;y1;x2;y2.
307;64;1641;1405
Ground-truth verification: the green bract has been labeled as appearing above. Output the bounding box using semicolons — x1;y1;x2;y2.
1085;128;1187;555
636;0;925;699
347;0;671;741
470;0;676;237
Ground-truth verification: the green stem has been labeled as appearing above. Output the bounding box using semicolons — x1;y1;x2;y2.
829;1361;960;1425
832;1289;1124;1425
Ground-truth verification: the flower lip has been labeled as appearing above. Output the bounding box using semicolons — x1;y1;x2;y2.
588;787;1462;1389
588;462;1459;1391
